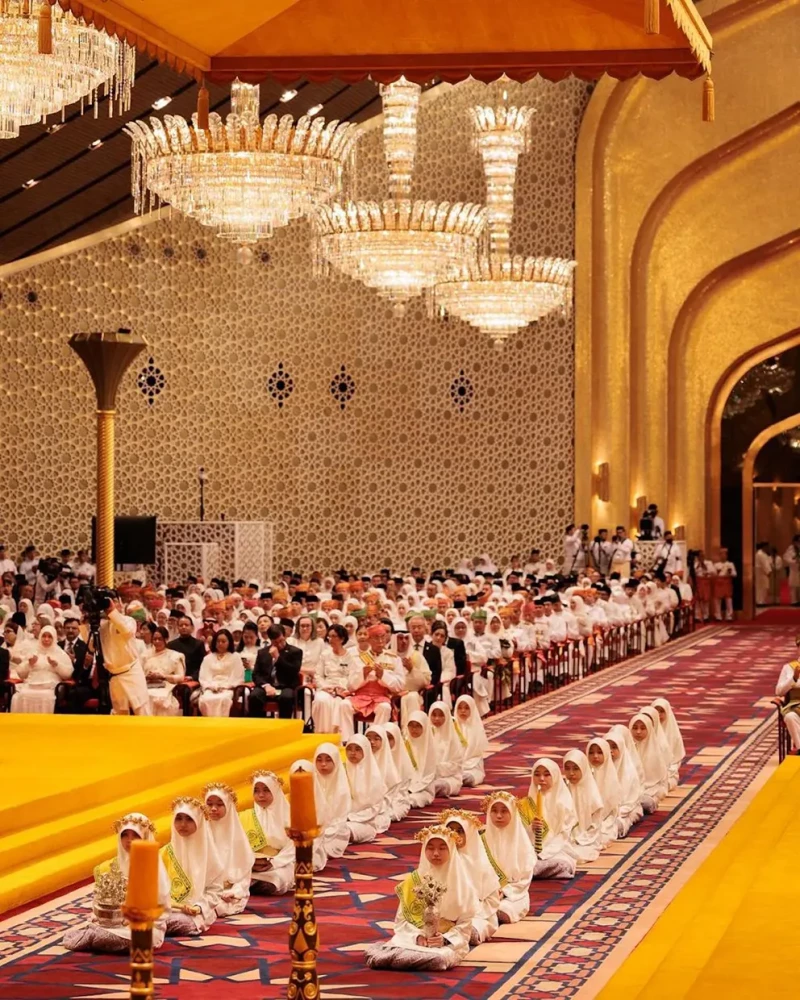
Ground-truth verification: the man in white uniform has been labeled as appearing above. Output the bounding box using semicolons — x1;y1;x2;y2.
754;542;773;607
99;594;151;715
654;531;683;576
776;643;800;753
783;535;800;605
562;525;586;575
609;527;634;580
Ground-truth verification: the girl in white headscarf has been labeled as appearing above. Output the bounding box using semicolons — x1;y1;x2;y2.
442;809;501;944
365;825;478;971
562;749;605;859
314;743;351;859
652;696;685;787
586;737;621;843
629;712;668;804
203;783;254;917
453;694;489;787
605;724;644;835
640;705;675;790
10;624;73;713
63;813;171;953
161;797;224;935
428;701;464;798
345;733;388;843
482;791;536;923
367;724;409;823
17;597;35;629
406;710;438;808
384;721;415;805
241;771;296;895
518;759;577;879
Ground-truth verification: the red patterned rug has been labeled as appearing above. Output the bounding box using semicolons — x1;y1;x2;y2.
0;625;789;1000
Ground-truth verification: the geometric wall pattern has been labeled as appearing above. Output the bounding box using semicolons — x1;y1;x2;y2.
0;77;589;572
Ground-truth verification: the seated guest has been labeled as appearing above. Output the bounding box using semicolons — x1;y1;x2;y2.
249;625;302;720
518;759;577;879
313;743;352;860
651;697;685;786
143;627;185;716
428;701;464;798
10;624;73;713
423;621;456;706
203;783;254;917
405;711;438;808
563;749;605;859
776;648;800;753
397;619;431;727
604;725;644;835
289;614;325;685
241;771;295;895
311;623;353;737
365;825;478;971
441;809;501;945
197;629;243;717
346;623;402;725
1;620;19;681
629;712;668;807
167;615;206;681
383;721;416;806
640;705;676;790
238;622;261;678
345;733;388;843
161;797;224;936
453;694;489;787
63;813;170;953
481;792;535;923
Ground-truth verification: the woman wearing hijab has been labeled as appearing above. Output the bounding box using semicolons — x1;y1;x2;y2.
365;825;478;971
442;809;501;944
312;623;353;739
562;750;605;859
384;721;415;806
629;712;669;805
197;629;244;717
203;783;254;917
453;694;489;787
651;697;685;788
241;771;296;895
10;624;73;713
604;724;644;835
640;705;675;790
518;759;577;879
314;743;351;859
366;724;409;823
405;710;438;808
428;701;464;798
143;626;185;716
63;813;171;953
482;791;536;923
344;733;388;843
586;737;621;844
289;759;330;870
161;797;224;935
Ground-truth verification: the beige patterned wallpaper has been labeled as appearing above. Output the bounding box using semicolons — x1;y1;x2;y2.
0;78;589;572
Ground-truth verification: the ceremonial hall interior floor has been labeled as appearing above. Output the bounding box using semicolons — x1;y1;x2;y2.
0;624;790;1000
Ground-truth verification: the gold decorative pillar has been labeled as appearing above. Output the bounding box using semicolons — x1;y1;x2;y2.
69;331;146;587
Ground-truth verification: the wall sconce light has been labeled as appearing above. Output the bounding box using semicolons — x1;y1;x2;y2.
594;462;610;502
635;495;648;517
674;524;686;540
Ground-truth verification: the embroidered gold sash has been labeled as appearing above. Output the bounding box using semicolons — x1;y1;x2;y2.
453;721;468;749
517;795;550;841
479;832;509;888
395;872;454;932
160;844;193;905
239;808;278;855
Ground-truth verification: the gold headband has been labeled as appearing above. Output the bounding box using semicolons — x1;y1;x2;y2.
413;824;460;846
481;790;516;811
440;808;482;829
251;770;286;791
202;781;238;805
171;795;208;819
113;814;157;837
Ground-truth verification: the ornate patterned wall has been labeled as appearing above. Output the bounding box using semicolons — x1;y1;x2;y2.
0;78;588;573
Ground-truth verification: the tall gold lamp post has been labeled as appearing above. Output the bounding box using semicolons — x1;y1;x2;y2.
69;330;146;587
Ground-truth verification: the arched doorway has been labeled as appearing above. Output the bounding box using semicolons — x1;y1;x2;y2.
742;415;800;617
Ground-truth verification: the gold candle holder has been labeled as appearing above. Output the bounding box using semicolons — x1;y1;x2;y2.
122;904;164;999
286;826;321;1000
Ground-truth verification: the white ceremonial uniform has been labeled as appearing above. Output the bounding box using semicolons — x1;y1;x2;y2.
776;661;800;750
783;544;800;604
654;540;683;575
563;531;585;574
755;550;772;606
99;608;151;715
712;560;737;621
609;538;634;580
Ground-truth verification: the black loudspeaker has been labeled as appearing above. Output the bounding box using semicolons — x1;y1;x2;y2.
91;516;157;565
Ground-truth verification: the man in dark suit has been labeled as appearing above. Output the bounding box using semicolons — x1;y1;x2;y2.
60;615;94;713
249;624;302;719
167;615;207;681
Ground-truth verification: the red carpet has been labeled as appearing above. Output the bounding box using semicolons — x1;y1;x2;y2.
755;607;800;625
0;625;790;1000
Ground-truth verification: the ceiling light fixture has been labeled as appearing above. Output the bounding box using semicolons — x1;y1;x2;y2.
151;96;172;111
46;122;64;134
126;79;361;245
21;178;38;188
306;103;323;116
88;137;103;149
0;1;135;140
279;89;297;103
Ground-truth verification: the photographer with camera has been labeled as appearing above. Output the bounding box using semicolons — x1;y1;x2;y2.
563;524;588;574
96;589;152;715
590;529;612;576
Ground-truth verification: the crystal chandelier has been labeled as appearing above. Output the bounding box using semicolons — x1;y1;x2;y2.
434;104;576;348
0;1;135;140
125;79;361;245
723;357;794;418
313;77;486;315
